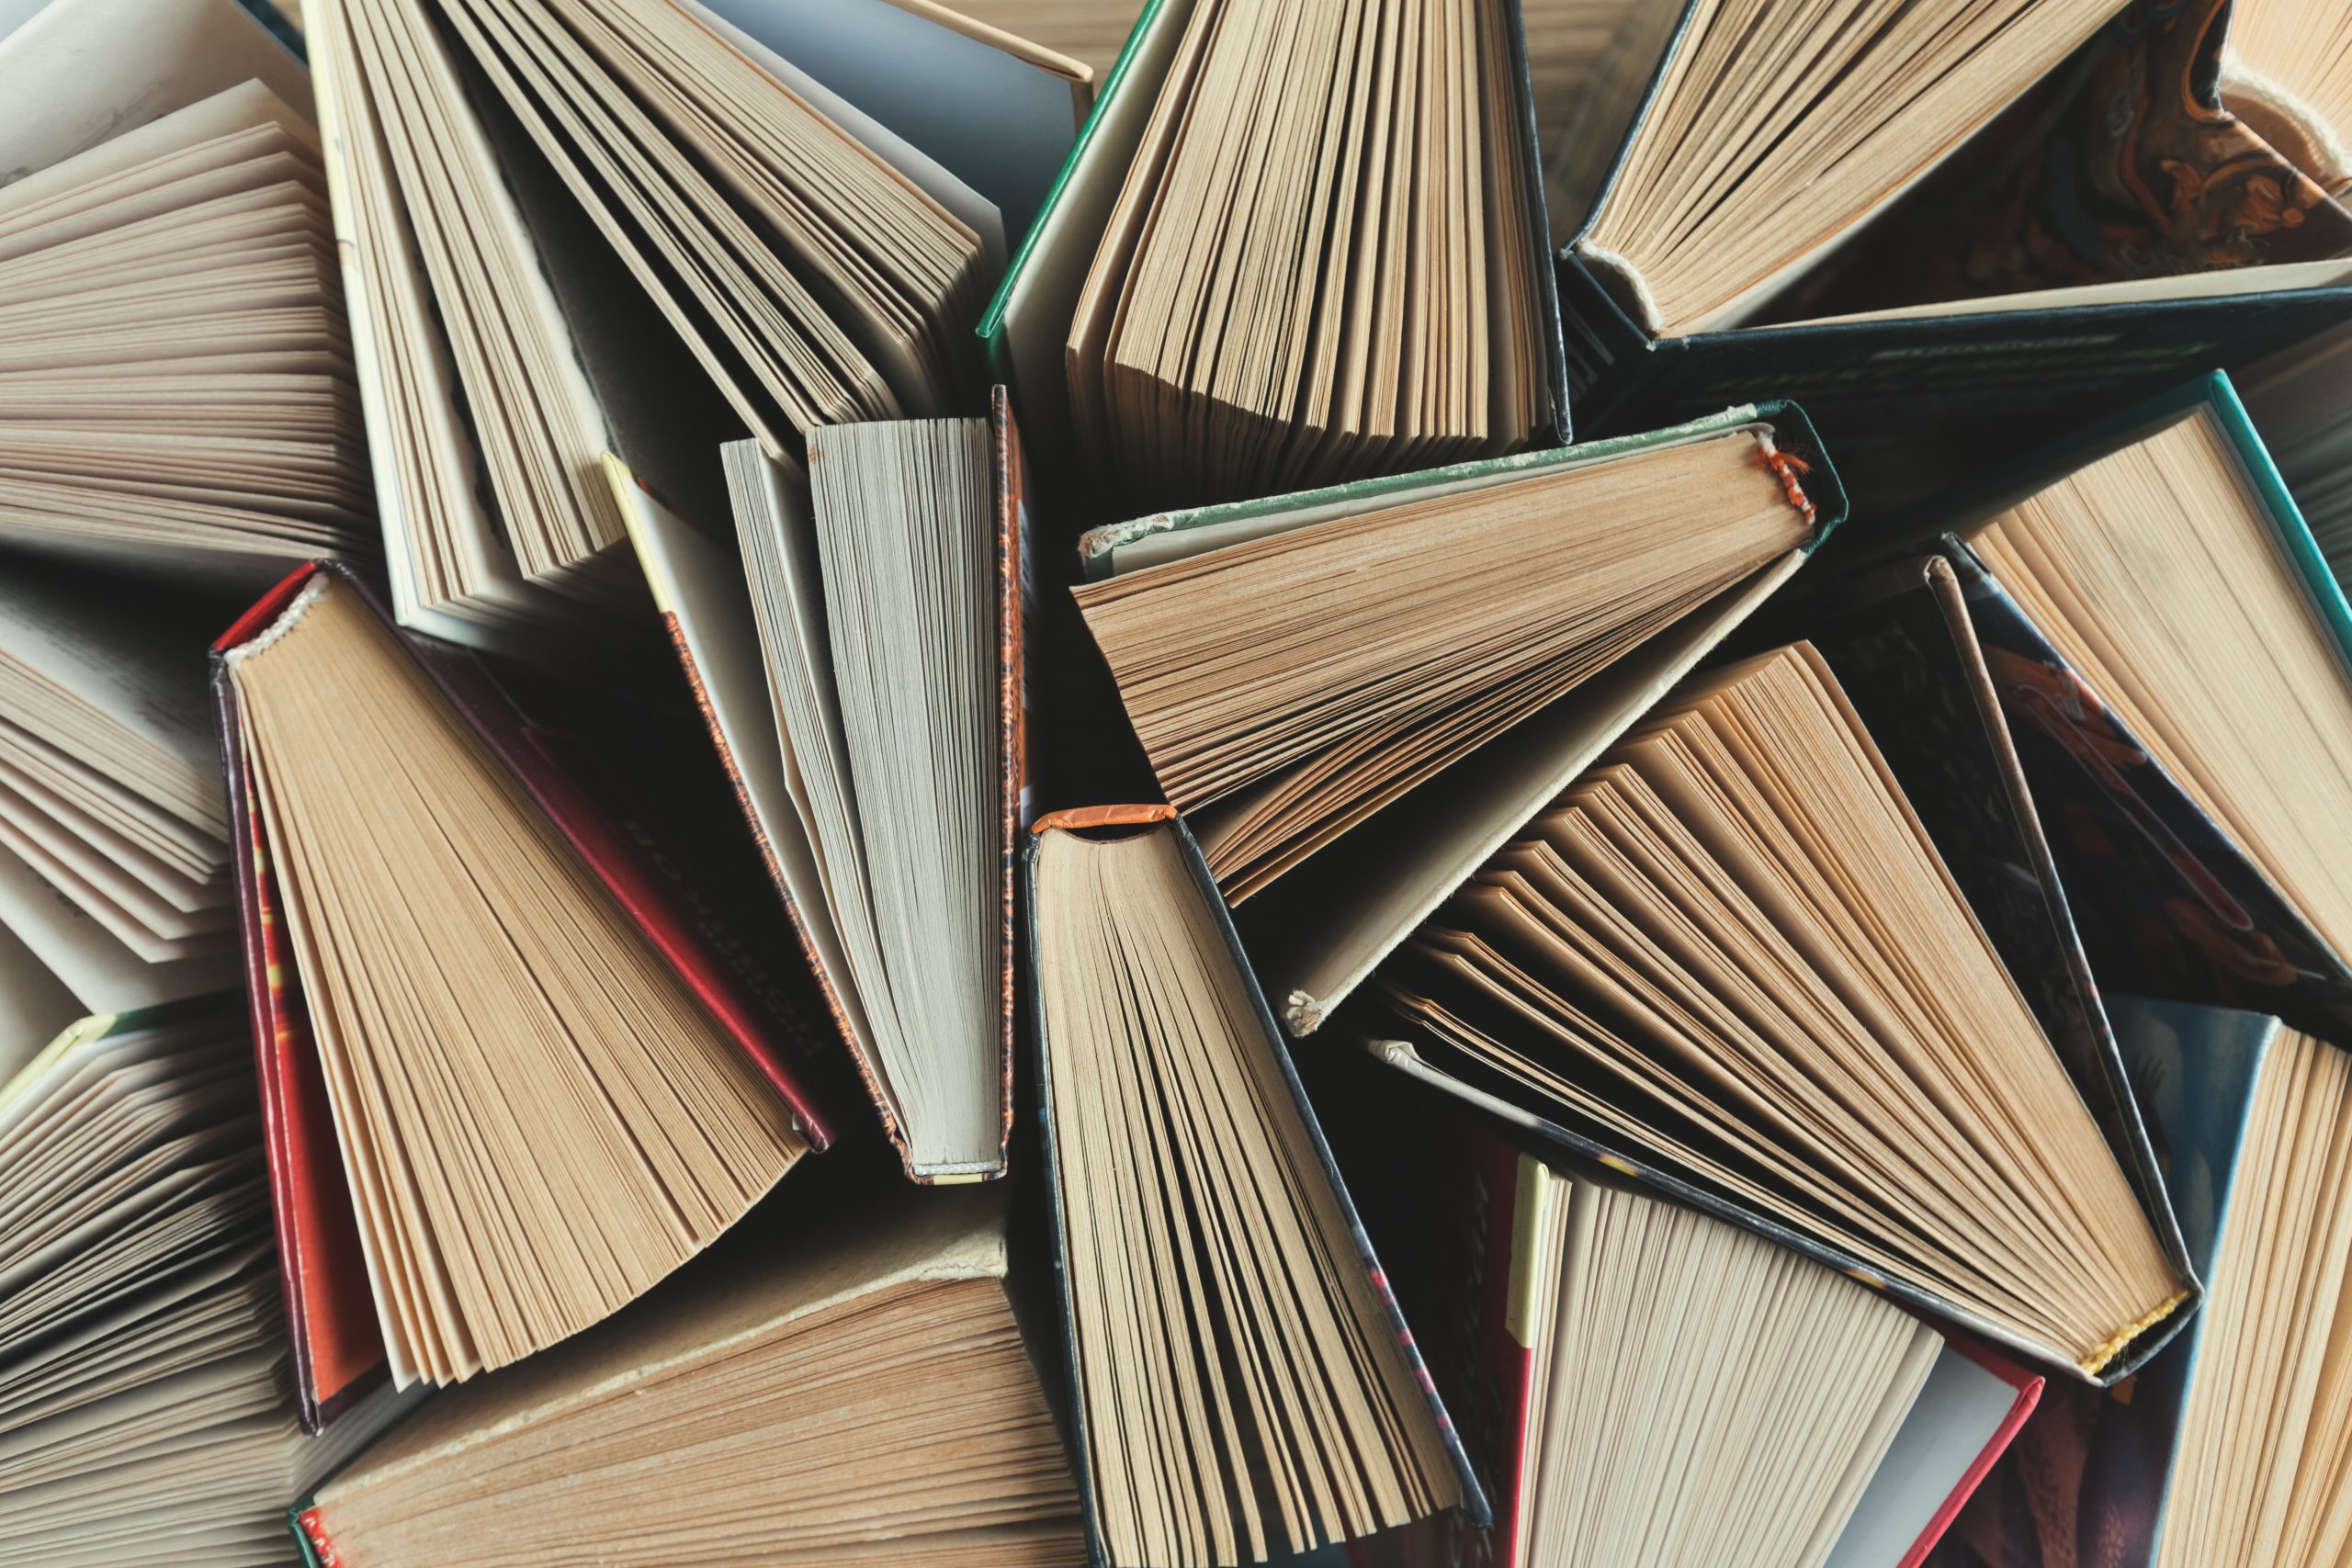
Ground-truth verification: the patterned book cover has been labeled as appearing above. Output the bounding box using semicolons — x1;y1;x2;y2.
1770;0;2352;321
1940;540;2352;1040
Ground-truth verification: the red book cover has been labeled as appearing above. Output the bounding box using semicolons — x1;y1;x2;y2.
211;559;835;1425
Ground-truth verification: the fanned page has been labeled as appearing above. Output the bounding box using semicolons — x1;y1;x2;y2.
301;1191;1084;1568
1966;406;2352;983
1519;1166;1944;1568
0;77;373;584
724;422;1003;1176
307;0;993;647
306;0;641;649
1064;0;1545;503
431;0;984;425
1074;427;1813;900
0;1006;408;1567
1379;643;2188;1375
2156;1026;2352;1568
1576;0;2120;335
0;563;233;990
1032;819;1463;1567
222;573;809;1385
2225;0;2352;190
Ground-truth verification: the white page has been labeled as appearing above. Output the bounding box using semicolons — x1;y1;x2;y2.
0;570;221;808
1824;1343;2021;1568
0;0;311;184
0;842;232;1012
0;916;78;1087
697;0;1080;241
679;0;1005;276
607;456;890;1112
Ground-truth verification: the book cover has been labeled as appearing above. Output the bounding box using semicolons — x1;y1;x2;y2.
210;560;837;1426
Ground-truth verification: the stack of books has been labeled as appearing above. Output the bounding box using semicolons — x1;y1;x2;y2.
6;1;2352;1566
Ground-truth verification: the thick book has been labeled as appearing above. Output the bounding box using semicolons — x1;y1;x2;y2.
1555;0;2352;521
0;0;374;586
1936;371;2352;1042
211;560;836;1423
611;389;1025;1182
1072;401;1841;1034
306;0;1075;651
978;0;1570;523
0;976;411;1563
1804;553;2196;1309
1928;997;2352;1568
1368;641;2196;1382
1319;1089;2041;1568
288;1183;1085;1568
1024;807;1485;1566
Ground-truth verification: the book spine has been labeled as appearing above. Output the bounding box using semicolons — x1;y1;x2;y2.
991;388;1027;1178
289;1504;335;1568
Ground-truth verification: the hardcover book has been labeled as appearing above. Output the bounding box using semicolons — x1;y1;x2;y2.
1317;1086;2042;1568
1024;807;1484;1566
305;0;1072;651
1074;401;1843;1033
1939;372;2352;1041
0;973;410;1565
211;561;835;1420
978;0;1570;524
1929;997;2352;1568
1368;641;2197;1382
0;0;373;585
1555;0;2352;522
611;389;1026;1181
288;1183;1086;1568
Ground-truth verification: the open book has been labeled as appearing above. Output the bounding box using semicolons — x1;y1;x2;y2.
212;564;830;1404
981;0;1567;521
1075;403;1840;1030
1025;807;1478;1565
0;563;239;1010
1566;0;2350;340
1374;643;2192;1379
0;979;409;1567
292;1186;1084;1568
1933;998;2352;1568
0;0;372;585
307;0;1080;650
615;400;1019;1180
1322;1091;2044;1568
1953;373;2352;1038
